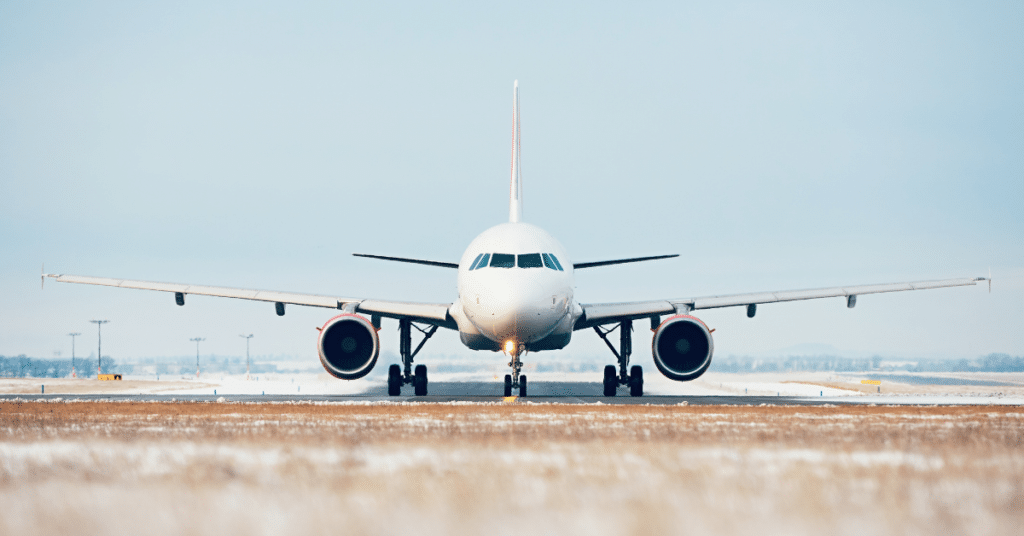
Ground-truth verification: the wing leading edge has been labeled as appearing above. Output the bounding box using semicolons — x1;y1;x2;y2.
44;273;456;327
573;254;679;269
352;254;459;269
576;276;988;329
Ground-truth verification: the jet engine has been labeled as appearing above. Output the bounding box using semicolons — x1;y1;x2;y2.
317;314;380;380
651;315;714;381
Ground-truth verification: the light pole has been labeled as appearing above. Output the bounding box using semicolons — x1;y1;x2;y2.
68;332;81;378
190;337;205;378
239;334;253;380
89;320;109;377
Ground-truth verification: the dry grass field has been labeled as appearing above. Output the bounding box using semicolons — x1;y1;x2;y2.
1;401;1022;536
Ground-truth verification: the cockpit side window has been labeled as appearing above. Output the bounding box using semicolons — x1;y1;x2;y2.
489;253;515;268
469;253;490;270
468;253;484;270
548;254;565;271
517;253;543;268
542;253;558;271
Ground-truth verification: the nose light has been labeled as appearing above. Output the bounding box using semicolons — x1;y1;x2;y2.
504;340;516;354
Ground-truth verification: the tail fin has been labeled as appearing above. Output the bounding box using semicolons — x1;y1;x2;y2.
509;80;523;223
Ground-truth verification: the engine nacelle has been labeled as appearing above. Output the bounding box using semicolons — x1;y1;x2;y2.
652;315;714;381
317;314;380;380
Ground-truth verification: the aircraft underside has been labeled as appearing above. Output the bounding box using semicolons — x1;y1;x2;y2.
317;305;717;398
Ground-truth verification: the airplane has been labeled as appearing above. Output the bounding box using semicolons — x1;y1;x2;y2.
43;81;989;398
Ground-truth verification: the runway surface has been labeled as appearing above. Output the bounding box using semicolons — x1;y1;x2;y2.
4;380;1021;405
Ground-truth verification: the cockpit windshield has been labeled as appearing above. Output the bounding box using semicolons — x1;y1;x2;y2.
470;252;564;271
517;253;543;268
489;253;515;268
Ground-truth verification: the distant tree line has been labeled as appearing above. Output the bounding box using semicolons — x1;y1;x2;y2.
712;353;1024;373
713;356;875;373
0;354;288;378
132;355;283;376
0;355;127;378
924;353;1024;373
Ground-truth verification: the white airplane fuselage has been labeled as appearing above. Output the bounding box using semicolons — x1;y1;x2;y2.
449;222;581;354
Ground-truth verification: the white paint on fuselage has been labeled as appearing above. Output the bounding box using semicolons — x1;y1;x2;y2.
455;222;577;347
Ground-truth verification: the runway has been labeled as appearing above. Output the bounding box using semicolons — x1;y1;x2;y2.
3;379;1021;405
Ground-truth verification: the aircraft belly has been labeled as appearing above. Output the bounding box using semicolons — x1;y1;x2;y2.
464;304;564;344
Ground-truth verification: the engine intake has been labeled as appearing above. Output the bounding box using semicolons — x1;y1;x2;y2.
318;314;380;380
652;315;714;381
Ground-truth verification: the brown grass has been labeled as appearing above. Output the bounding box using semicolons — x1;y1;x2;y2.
1;401;1022;536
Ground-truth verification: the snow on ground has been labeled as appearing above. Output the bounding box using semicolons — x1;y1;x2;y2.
5;369;1024;404
166;372;376;396
645;371;854;397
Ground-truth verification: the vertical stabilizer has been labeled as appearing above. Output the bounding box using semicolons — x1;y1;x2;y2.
509;80;523;223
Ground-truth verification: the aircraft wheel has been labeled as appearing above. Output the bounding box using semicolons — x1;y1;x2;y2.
387;364;402;396
603;365;617;397
519;374;528;397
504;374;513;397
414;364;428;396
629;365;644;397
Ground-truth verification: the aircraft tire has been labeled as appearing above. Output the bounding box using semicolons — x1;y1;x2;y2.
504;374;513;397
603;365;617;397
520;374;527;397
629;365;643;397
414;364;428;396
387;364;401;396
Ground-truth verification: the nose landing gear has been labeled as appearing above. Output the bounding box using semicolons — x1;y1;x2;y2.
594;319;643;397
387;318;439;396
503;344;528;397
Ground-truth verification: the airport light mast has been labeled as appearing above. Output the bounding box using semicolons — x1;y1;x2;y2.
190;337;205;378
239;334;253;380
89;320;109;377
68;332;81;378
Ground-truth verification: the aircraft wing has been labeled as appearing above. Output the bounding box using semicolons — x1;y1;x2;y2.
44;273;455;327
576;276;988;329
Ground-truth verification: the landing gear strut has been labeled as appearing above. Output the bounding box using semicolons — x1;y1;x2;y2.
503;344;528;397
387;318;439;396
593;320;643;397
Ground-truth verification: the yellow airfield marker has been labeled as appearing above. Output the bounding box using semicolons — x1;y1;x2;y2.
503;396;518;403
861;379;881;385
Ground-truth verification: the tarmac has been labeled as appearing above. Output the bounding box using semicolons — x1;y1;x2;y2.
3;379;1021;405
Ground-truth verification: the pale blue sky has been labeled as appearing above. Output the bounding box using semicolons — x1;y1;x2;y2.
1;1;1021;364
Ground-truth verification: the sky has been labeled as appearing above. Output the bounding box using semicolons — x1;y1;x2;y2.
1;1;1021;367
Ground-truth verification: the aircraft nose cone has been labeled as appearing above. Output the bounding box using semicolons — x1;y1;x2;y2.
477;278;560;342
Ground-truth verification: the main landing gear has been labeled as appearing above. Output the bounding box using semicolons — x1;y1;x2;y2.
503;344;528;397
387;318;439;396
593;320;643;397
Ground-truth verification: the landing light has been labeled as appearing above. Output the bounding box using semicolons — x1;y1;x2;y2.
504;340;515;354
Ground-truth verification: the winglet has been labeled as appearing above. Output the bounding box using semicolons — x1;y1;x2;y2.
41;263;44;290
989;268;992;293
509;80;523;223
